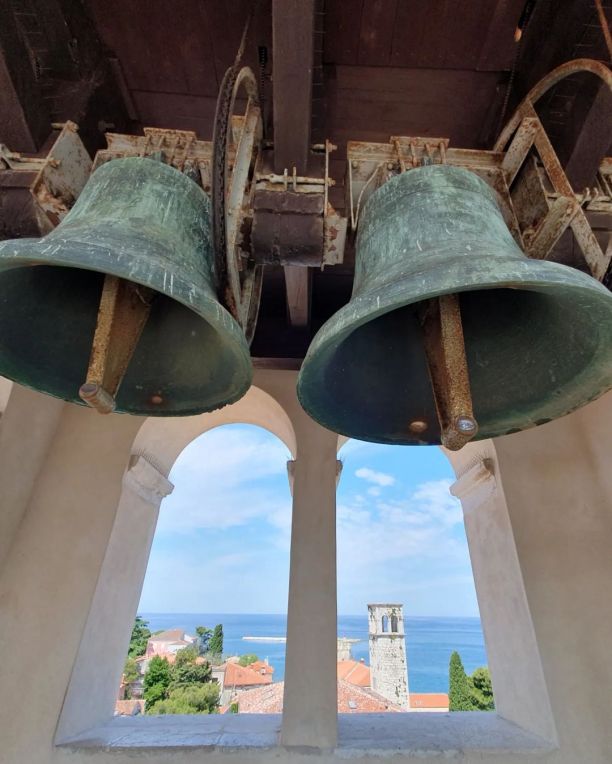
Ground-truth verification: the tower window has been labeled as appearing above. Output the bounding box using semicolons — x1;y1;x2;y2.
391;615;398;633
381;615;389;632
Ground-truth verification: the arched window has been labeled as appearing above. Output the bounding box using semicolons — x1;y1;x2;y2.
381;615;389;632
390;615;398;633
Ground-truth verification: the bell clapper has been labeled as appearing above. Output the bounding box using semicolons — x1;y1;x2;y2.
79;274;155;414
419;293;478;451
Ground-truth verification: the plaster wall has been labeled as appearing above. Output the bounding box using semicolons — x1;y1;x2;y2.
0;378;611;763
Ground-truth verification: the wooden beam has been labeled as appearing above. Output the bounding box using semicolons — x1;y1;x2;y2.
0;7;50;151
561;82;612;189
272;0;315;173
284;266;312;328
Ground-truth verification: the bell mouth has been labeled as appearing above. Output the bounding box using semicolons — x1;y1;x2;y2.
0;264;252;416
297;268;612;445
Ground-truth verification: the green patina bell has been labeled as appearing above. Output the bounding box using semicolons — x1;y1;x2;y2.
298;165;612;445
0;157;252;416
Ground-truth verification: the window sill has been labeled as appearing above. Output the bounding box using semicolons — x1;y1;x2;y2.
59;712;555;758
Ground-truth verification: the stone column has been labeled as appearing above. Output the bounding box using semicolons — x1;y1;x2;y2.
56;455;173;742
281;416;339;748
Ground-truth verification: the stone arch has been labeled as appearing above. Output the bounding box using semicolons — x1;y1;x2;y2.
335;434;555;740
56;384;296;742
132;383;297;475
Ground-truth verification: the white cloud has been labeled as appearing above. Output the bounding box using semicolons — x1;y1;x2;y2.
355;467;395;487
336;478;475;614
367;486;381;497
157;426;292;534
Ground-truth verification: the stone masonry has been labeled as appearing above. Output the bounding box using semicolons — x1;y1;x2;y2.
368;604;410;709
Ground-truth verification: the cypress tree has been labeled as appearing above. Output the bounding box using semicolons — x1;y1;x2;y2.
209;624;224;657
448;651;473;711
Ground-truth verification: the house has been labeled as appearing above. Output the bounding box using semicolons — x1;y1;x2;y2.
218;658;274;705
145;629;195;658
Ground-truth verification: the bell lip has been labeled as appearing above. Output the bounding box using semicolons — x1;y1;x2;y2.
0;238;254;417
297;255;612;443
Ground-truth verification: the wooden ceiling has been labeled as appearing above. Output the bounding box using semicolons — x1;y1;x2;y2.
1;0;610;359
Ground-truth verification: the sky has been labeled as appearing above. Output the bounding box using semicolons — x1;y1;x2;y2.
138;424;480;617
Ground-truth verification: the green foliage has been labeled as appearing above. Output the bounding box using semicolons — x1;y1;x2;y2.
171;649;212;689
229;702;239;714
127;616;151;659
209;624;223;657
195;626;213;655
238;654;259;667
123;657;140;685
448;651;473;711
148;684;220;715
143;656;172;710
469;666;495;711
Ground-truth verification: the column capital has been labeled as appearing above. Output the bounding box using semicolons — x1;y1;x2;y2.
123;454;174;505
450;458;496;514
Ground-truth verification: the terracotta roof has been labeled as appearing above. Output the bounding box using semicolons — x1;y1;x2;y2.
224;661;273;687
149;629;185;642
337;680;403;713
238;683;284;713
337;659;371;687
409;693;449;709
249;660;274;674
237;681;403;714
114;699;145;716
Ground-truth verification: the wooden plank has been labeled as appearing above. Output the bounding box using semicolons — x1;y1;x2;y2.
390;0;498;70
327;67;500;149
477;0;526;71
88;0;218;96
272;0;315;173
358;0;398;66
203;0;256;86
559;82;612;189
0;6;50;151
324;0;365;65
284;266;312;328
131;91;218;137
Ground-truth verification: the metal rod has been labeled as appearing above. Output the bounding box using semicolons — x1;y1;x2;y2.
79;274;154;414
420;294;478;451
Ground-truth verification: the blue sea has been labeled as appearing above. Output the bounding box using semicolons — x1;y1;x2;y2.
139;613;487;693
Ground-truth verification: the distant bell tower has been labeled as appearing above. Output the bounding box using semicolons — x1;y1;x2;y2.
368;603;410;709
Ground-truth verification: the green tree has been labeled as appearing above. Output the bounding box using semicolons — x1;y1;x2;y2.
171;647;212;689
143;656;172;710
148;684;220;715
209;624;223;657
123;657;140;696
469;666;495;711
195;626;212;655
238;654;259;667
448;651;474;711
127;616;151;659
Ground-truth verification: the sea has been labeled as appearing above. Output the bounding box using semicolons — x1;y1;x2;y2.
140;613;487;693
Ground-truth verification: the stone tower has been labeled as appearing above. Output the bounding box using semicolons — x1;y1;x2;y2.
368;603;410;709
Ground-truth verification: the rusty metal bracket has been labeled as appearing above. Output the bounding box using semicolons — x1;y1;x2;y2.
79;275;154;414
0;121;91;237
420;295;478;451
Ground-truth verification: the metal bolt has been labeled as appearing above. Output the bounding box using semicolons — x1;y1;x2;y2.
409;420;428;434
456;416;477;434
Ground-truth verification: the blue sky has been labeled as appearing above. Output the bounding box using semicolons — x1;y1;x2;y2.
138;424;480;617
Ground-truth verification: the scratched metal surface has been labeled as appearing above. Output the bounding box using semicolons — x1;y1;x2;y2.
0;158;252;415
298;165;612;444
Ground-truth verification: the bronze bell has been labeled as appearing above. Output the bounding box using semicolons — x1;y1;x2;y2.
298;165;612;448
0;157;252;416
